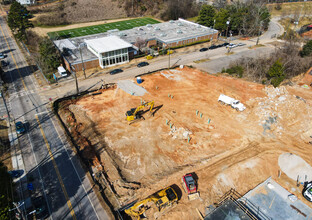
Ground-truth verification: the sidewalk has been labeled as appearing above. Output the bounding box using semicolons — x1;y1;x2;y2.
0;92;32;217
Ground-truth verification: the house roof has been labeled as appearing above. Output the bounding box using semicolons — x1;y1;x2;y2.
85;35;133;54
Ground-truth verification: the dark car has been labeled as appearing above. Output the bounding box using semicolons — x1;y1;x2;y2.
137;62;149;68
209;45;218;50
222;42;229;47
1;60;8;67
8;170;23;178
15;121;25;134
109;68;123;75
199;48;208;52
32;196;49;219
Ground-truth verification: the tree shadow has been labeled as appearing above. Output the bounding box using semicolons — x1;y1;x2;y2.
13;109;102;219
24;129;93;219
2;65;39;85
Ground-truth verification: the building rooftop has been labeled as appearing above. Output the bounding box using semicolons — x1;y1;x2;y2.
118;18;218;44
85;35;133;54
243;177;312;220
54;18;218;65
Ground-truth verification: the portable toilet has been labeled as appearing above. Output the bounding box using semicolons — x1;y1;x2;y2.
137;77;142;84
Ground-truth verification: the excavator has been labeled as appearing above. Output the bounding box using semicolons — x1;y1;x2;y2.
126;101;154;124
124;186;178;219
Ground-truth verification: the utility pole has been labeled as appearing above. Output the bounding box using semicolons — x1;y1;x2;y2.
11;202;25;220
229;31;232;44
168;46;171;69
294;5;303;32
226;20;230;43
79;43;86;79
256;21;263;45
71;66;79;95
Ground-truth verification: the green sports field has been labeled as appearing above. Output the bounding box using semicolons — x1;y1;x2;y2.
48;17;160;40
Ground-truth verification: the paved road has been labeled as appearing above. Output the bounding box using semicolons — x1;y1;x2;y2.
0;13;109;220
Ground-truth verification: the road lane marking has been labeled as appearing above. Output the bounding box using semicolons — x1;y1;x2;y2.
35;115;77;220
0;23;27;91
49;114;100;219
0;13;76;219
26;131;53;219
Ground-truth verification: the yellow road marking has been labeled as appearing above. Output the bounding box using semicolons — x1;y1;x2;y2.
0;18;77;219
0;23;27;90
36;115;77;220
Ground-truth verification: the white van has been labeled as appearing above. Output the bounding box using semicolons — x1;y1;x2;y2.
58;66;67;77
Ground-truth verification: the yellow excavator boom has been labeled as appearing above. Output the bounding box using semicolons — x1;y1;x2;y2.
124;187;178;219
126;101;155;122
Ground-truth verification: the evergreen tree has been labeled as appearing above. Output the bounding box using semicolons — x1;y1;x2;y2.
197;5;216;28
300;40;312;57
0;162;13;220
214;8;230;33
39;37;61;73
8;1;33;41
267;59;285;87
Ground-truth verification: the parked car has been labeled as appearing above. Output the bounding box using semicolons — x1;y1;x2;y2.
237;43;246;47
32;196;49;219
109;68;123;75
0;53;4;59
15;121;26;134
137;62;149;68
226;43;237;49
222;43;229;47
57;66;67;77
209;45;218;50
1;60;8;67
8;170;23;178
199;48;208;52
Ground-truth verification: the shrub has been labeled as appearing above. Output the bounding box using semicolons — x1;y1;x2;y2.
223;65;244;78
35;14;69;26
300;40;312;57
267;59;285;87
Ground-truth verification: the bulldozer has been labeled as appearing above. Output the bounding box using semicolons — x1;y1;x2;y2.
126;101;154;124
124;186;178;219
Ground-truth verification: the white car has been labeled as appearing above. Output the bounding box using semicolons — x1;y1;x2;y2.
226;43;237;49
303;182;312;202
237;43;246;47
0;53;4;59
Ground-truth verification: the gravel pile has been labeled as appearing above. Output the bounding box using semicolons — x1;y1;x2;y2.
278;153;312;183
117;80;147;96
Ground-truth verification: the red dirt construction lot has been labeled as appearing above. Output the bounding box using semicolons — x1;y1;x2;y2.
58;66;312;219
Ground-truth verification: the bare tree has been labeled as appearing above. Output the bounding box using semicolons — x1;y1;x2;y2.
135;37;147;51
213;0;227;10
